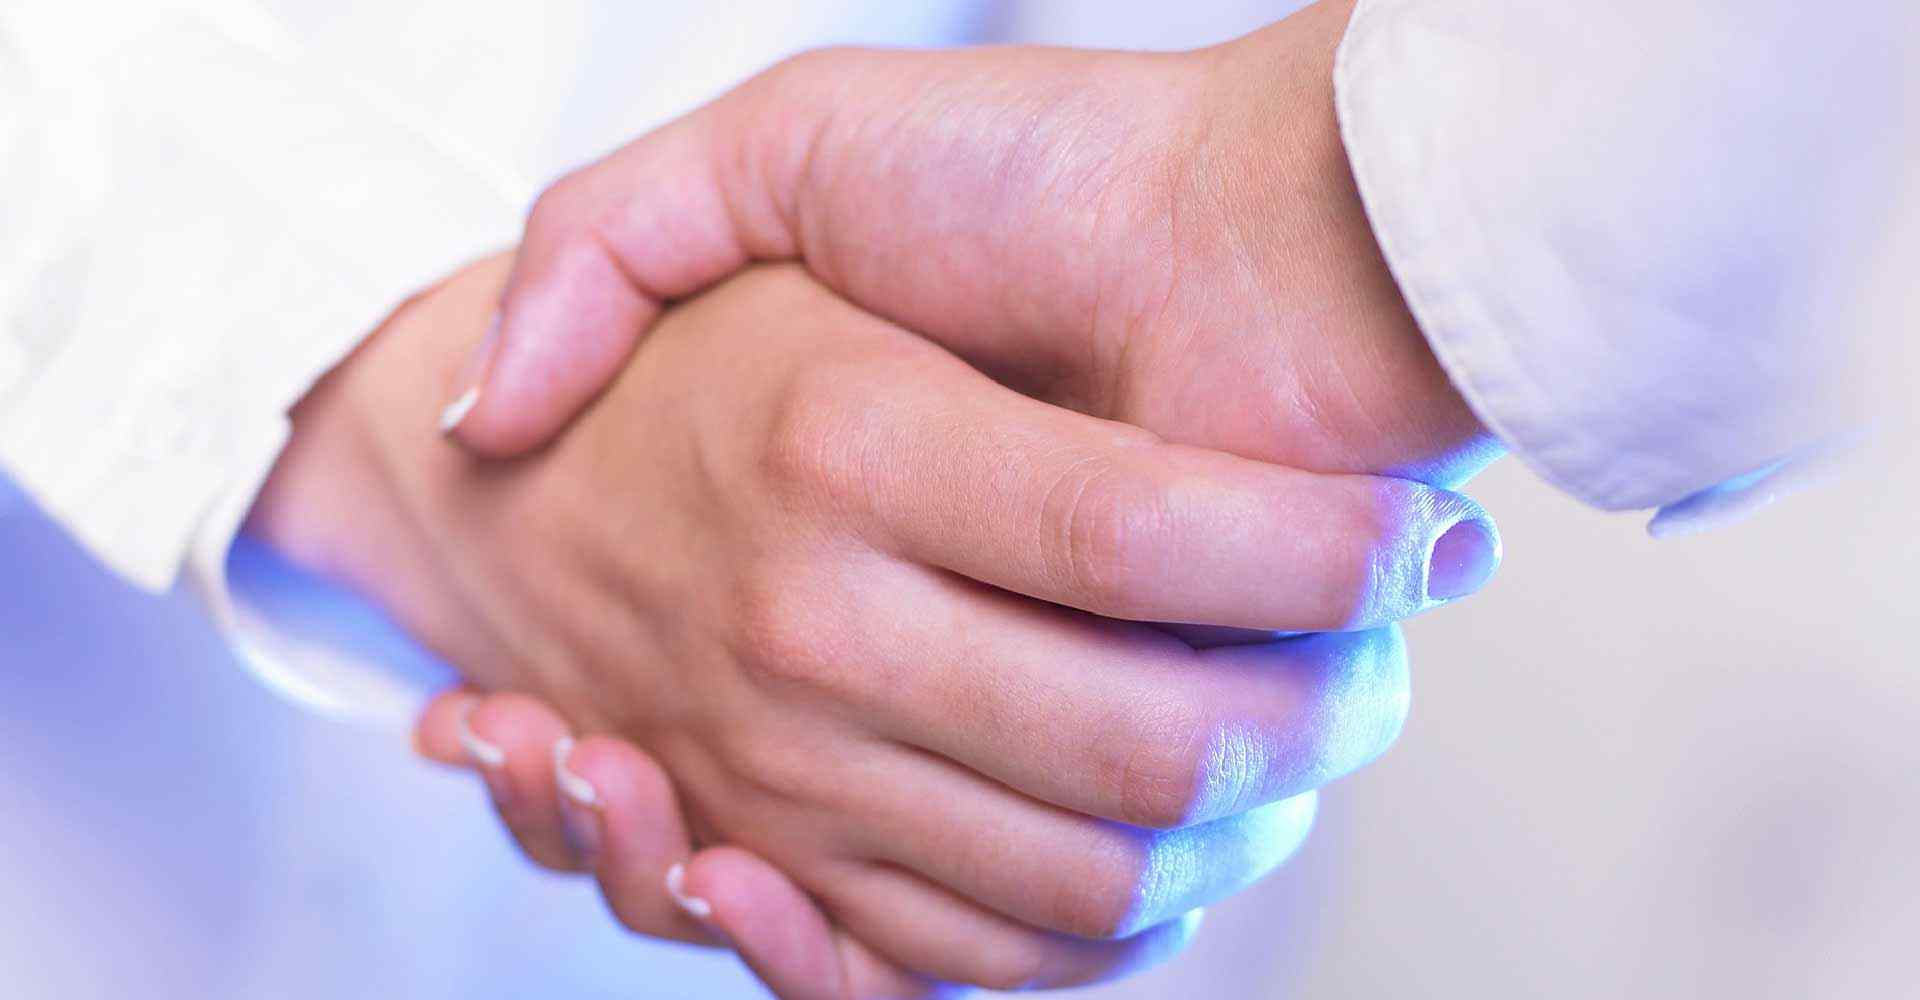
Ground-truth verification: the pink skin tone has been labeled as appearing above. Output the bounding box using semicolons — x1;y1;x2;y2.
259;0;1518;995
256;254;1482;999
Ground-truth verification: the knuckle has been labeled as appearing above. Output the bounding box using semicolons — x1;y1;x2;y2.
756;358;879;508
1054;834;1155;940
1321;484;1418;629
1111;709;1211;830
730;566;840;690
1108;701;1279;830
1049;452;1167;616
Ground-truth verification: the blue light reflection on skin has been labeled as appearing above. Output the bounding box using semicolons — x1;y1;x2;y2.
0;477;758;999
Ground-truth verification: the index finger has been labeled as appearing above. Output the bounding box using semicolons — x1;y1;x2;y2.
798;328;1500;630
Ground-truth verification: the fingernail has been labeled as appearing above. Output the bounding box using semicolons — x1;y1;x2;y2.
552;738;603;863
438;313;500;433
438;387;480;434
665;862;713;921
455;703;506;768
552;737;598;806
1426;517;1501;602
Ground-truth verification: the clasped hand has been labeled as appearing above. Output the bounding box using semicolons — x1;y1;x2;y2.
251;3;1503;996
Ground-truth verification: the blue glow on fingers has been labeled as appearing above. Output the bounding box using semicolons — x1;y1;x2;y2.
1120;792;1320;936
1183;628;1410;827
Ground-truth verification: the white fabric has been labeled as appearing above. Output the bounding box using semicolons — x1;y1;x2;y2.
0;0;997;723
1;0;1910;721
1335;0;1914;527
0;1;527;594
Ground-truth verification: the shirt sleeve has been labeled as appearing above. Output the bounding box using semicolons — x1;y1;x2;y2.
0;0;525;594
1332;0;1915;531
0;0;523;724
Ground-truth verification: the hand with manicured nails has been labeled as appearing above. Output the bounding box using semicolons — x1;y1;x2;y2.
389;1;1511;994
414;688;962;1000
251;247;1496;997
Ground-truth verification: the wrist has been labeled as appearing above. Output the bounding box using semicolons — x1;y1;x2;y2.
246;254;515;667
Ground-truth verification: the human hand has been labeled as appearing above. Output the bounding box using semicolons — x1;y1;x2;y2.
444;0;1501;494
413;688;957;999
250;254;1494;992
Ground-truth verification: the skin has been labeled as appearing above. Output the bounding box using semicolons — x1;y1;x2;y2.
427;6;1512;989
250;252;1489;996
258;2;1509;995
449;0;1503;489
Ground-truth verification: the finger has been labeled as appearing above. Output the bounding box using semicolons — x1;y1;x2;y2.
560;735;725;946
812;561;1408;829
429;696;884;994
773;329;1498;630
811;857;1206;991
844;746;1320;941
414;686;482;766
563;733;919;1000
461;694;584;872
678;848;944;1000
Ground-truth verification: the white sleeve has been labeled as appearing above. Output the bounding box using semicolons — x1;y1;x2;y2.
0;0;524;591
0;0;521;723
1333;0;1915;533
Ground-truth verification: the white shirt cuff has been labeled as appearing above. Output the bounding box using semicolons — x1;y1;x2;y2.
1331;0;1895;526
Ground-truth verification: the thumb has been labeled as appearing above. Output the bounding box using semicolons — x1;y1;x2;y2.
440;98;761;454
443;45;1195;455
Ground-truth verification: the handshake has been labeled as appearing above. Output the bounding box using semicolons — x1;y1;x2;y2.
250;4;1504;996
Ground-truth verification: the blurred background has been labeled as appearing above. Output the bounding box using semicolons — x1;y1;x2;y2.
4;1;1915;997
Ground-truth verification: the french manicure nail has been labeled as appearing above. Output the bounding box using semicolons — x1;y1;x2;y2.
455;703;506;768
552;737;598;807
553;737;603;863
438;313;500;434
665;863;713;921
438;387;479;434
1426;517;1502;602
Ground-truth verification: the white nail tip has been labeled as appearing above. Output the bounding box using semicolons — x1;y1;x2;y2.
665;863;713;920
438;386;480;434
552;737;599;808
455;704;506;767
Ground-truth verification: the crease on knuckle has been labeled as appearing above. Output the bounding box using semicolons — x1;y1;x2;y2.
1117;707;1275;830
1327;483;1418;629
1050;452;1165;615
1056;833;1154;940
1113;705;1209;830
